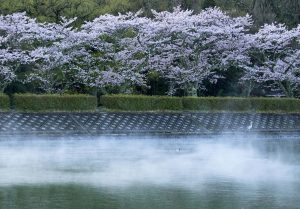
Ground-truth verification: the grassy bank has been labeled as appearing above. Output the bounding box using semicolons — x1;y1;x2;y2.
100;95;300;113
0;93;10;111
13;94;97;112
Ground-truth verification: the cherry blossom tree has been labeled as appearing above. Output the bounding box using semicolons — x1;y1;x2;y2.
0;13;36;92
1;9;254;95
0;12;72;93
25;16;82;93
2;8;299;97
77;11;150;93
242;23;300;97
143;7;253;95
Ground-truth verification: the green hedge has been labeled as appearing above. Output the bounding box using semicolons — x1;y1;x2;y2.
100;94;183;111
13;94;97;112
183;97;300;112
0;93;10;111
249;97;300;112
100;95;300;112
182;97;252;111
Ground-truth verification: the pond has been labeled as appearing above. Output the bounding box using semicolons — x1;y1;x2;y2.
0;135;299;209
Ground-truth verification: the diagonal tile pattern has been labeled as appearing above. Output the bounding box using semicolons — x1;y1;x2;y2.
0;112;299;135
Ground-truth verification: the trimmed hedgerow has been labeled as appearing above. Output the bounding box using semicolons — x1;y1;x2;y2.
100;95;300;112
100;94;183;111
0;93;10;111
182;97;300;112
182;97;252;111
13;94;97;112
249;97;300;112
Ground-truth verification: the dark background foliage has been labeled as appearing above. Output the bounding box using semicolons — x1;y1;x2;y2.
0;0;299;27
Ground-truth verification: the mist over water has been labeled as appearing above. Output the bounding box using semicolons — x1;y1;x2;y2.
0;135;300;209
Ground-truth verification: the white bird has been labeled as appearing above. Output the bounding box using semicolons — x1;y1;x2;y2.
247;121;253;130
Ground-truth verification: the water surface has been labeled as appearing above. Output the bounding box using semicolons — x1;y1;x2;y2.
0;135;299;209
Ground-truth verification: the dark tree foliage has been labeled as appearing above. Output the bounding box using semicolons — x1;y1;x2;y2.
252;0;300;27
202;0;217;9
0;0;299;26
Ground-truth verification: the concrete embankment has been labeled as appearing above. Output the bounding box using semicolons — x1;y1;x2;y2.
0;112;300;136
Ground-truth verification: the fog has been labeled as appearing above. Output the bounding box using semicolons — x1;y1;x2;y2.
0;135;299;189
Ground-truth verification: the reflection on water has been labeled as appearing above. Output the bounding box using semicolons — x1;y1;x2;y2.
0;135;300;209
